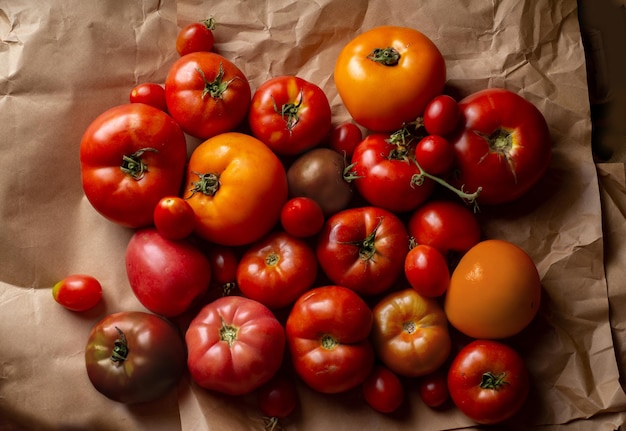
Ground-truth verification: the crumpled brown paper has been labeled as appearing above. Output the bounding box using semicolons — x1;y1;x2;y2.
1;0;626;429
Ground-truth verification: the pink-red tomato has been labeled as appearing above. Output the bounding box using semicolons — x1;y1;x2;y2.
329;122;363;158
280;197;325;238
249;76;332;156
418;368;450;408
404;244;450;297
176;18;215;56
447;340;530;424
185;296;286;396
153;196;196;240
129;83;168;112
423;94;461;137
236;231;318;310
414;135;455;176
52;274;102;312
362;365;405;413
125;228;211;317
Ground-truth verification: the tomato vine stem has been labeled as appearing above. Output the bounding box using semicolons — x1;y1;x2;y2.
110;326;129;365
188;171;220;197
367;47;401;66
197;62;236;99
120;147;159;180
480;371;509;390
273;89;303;133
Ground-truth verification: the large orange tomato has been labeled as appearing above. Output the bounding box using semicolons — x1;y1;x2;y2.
334;26;446;132
444;239;541;339
371;288;451;377
183;132;288;246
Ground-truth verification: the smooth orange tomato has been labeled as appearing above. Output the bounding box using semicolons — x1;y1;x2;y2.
334;26;446;132
371;288;451;378
183;132;288;246
444;239;541;339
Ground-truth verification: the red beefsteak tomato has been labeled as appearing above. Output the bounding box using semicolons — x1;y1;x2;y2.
316;206;409;296
79;103;187;228
450;88;552;205
286;285;374;394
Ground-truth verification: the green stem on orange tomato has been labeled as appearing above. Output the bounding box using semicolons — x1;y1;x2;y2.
188;171;220;197
367;47;401;66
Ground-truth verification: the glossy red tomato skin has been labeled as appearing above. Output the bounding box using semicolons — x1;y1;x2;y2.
418;368;450;408
204;244;239;288
280;197;325;238
185;296;286;396
85;311;187;404
423;94;461;137
316;206;409;296
414;135;455;176
450;88;552;205
249;76;332;156
153;196;196;240
286;285;375;394
362;365;405;413
256;370;300;419
447;340;530;424
129;83;168;112
329;122;363;158
52;274;102;312
176;19;215;56
404;244;450;297
236;231;318;310
407;200;481;257
165;52;251;140
125;228;211;317
80;103;187;228
351;134;434;213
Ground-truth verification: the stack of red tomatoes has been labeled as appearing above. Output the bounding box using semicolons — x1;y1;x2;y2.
58;18;553;427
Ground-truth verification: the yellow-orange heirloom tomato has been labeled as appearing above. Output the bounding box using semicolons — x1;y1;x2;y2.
371;288;451;377
444;239;541;339
334;26;446;132
183;132;288;246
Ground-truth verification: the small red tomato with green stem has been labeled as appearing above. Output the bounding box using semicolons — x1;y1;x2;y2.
176;17;216;56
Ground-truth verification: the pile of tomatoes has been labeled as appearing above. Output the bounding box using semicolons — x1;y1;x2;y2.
53;19;554;428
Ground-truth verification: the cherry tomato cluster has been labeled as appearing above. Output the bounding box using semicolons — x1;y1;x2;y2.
60;18;552;427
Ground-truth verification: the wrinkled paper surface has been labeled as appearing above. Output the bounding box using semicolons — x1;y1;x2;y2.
1;0;626;429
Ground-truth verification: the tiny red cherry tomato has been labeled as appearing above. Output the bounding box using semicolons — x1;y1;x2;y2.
205;244;239;288
129;83;168;112
256;370;300;419
52;274;103;312
329;122;362;158
362;365;405;413
176;18;215;56
153;196;196;240
418;368;450;408
280;197;325;238
404;244;450;297
423;95;461;137
414;135;455;176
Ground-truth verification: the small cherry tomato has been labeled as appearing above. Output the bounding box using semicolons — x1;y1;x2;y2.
52;274;103;312
362;365;405;413
414;135;455;176
423;95;461;137
329;122;362;158
129;83;168;112
280;197;325;238
404;244;450;297
153;196;196;240
176;17;215;56
418;368;450;408
205;244;239;290
256;370;300;419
